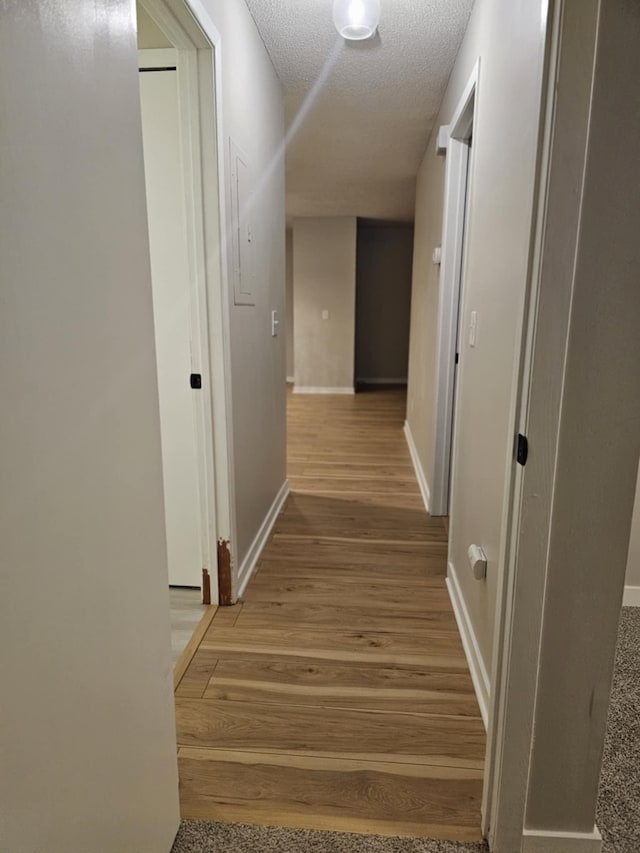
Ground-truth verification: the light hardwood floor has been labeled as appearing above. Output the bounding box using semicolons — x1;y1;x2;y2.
169;588;207;667
175;388;485;840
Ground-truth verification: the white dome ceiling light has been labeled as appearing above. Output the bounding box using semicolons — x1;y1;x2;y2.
333;0;381;41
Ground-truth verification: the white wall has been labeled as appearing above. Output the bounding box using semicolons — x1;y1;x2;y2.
203;0;287;567
625;462;640;595
406;0;549;675
487;3;608;845
137;3;172;48
0;2;180;850
405;156;446;488
355;223;414;383
286;227;294;380
293;217;357;391
524;0;640;832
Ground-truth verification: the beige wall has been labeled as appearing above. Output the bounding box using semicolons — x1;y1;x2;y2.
137;3;171;49
286;227;294;380
406;0;549;673
0;1;180;850
206;0;287;565
525;0;640;830
626;462;640;589
355;223;414;383
488;3;605;845
406;155;446;489
293;217;357;391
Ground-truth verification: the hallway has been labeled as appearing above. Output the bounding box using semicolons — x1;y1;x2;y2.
175;390;485;840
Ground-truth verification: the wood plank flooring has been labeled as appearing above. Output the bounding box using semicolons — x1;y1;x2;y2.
169;588;208;667
175;389;484;840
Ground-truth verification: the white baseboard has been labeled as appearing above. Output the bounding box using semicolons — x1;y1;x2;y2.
522;827;602;852
293;386;355;395
623;584;640;606
236;479;290;599
446;560;490;729
403;421;430;513
286;375;294;384
356;377;408;385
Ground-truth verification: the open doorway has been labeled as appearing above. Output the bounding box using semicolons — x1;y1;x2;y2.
136;0;233;667
354;220;414;392
139;46;203;591
430;63;478;518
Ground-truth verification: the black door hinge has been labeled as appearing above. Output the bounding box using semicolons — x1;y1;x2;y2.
516;433;528;466
190;373;202;389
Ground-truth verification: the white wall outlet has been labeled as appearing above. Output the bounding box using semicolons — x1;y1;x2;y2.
469;310;478;347
321;309;329;320
468;544;487;580
271;309;280;337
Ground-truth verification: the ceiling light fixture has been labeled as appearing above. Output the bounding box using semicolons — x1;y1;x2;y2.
333;0;380;41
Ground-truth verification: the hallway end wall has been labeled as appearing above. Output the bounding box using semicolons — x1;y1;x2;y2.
406;0;549;681
292;217;357;392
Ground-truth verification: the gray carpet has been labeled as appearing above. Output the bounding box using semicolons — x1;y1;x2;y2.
171;824;488;853
598;607;640;853
172;608;639;853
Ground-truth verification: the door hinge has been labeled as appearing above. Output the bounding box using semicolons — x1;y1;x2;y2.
516;433;528;466
455;352;459;365
190;373;202;389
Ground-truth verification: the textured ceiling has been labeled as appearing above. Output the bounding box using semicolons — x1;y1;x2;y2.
243;0;474;221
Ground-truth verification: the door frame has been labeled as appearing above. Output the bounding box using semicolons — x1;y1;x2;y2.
140;0;236;606
430;60;479;517
481;0;566;845
138;47;206;589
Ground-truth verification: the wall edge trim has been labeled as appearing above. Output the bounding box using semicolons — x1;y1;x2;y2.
623;584;640;607
446;560;490;729
403;420;431;513
293;386;355;395
355;377;408;384
522;826;602;853
236;480;290;599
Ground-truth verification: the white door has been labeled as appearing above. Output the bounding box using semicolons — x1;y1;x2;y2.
139;64;203;588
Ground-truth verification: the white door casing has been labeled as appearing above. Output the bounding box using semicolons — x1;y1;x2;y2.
139;0;237;605
430;60;480;517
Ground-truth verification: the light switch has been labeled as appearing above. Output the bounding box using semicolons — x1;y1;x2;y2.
469;310;478;347
322;309;329;320
271;309;280;337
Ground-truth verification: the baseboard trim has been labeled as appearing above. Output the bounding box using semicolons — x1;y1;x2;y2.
623;584;640;606
356;377;408;385
522;826;602;852
446;560;490;729
236;479;290;599
286;375;295;384
293;386;355;395
403;420;430;513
